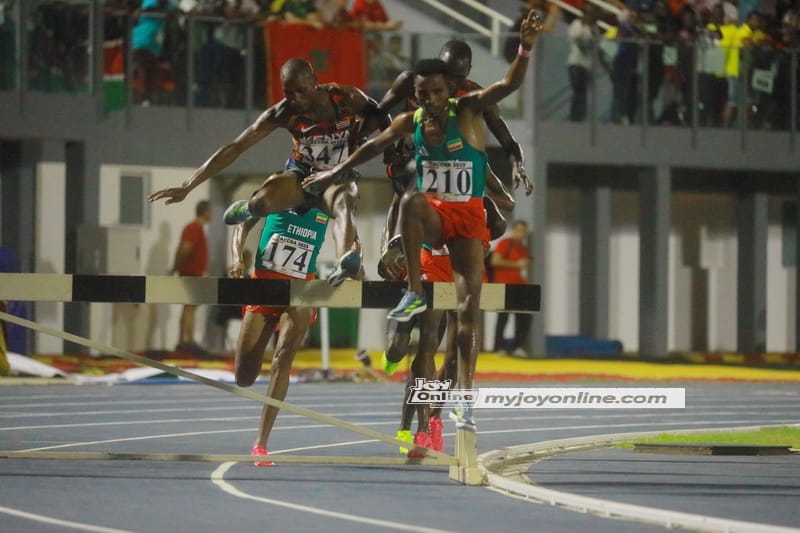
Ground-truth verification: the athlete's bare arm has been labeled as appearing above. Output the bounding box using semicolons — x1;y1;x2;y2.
482;106;532;195
148;103;288;205
301;112;416;193
458;10;542;115
378;70;415;112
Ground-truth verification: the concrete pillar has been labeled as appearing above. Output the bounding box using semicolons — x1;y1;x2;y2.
527;156;547;357
796;180;800;352
579;181;611;339
737;183;767;354
0;140;39;273
639;165;670;358
63;141;100;354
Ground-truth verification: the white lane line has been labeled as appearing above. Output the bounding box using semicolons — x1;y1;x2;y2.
0;504;133;533
0;400;401;419
15;414;797;453
210;462;452;533
481;425;800;533
4;407;798;432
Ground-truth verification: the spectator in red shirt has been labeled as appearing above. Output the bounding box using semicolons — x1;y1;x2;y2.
171;200;212;353
349;0;402;30
490;220;532;357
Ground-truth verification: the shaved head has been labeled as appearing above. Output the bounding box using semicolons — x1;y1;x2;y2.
280;58;314;85
438;40;472;79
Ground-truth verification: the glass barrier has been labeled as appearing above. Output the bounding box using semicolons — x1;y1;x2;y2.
536;32;799;132
0;0;16;91
27;0;91;94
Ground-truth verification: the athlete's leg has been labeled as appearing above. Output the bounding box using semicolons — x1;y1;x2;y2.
431;310;457;421
234;310;280;387
413;310;442;431
484;196;507;241
179;304;197;345
396;193;443;295
321;180;363;285
447;238;485;393
254;307;314;448
247;171;307;217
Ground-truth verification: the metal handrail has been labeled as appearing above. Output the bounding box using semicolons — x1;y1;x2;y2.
412;0;513;56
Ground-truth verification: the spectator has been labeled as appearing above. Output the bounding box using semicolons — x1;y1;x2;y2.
349;0;403;30
721;10;766;126
313;0;353;27
491;221;533;357
567;5;604;121
611;8;643;124
697;2;727;126
171;200;212;354
132;0;179;105
268;0;319;25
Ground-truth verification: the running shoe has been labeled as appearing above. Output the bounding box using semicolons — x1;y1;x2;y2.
407;431;433;458
396;429;413;454
380;235;404;267
428;417;444;452
251;444;275;467
381;352;401;376
223;200;255;225
327;250;361;287
387;289;427;322
448;403;476;432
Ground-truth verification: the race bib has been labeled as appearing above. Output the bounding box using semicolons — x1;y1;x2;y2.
261;234;314;278
299;139;349;170
420;160;474;202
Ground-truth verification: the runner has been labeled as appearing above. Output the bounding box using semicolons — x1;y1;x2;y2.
302;9;542;431
149;58;390;286
228;204;329;466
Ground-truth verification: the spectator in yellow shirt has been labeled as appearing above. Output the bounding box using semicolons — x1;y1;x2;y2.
721;11;765;126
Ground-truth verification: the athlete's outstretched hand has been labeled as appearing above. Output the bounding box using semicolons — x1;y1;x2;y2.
512;161;533;196
520;9;544;49
149;186;190;205
301;170;336;195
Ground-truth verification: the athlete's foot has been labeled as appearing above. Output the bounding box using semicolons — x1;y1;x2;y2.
223;200;256;225
396;429;413;454
408;431;433;458
387;289;427;322
449;403;476;432
381;352;401;376
327;250;361;287
251;445;275;467
428;417;444;452
380;235;404;267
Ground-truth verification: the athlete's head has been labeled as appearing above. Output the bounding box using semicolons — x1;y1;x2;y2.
280;58;316;113
438;40;472;90
413;58;451;120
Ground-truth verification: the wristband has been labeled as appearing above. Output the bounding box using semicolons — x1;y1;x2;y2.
518;44;532;58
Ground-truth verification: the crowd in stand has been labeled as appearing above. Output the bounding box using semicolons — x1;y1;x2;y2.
5;0;799;128
524;0;800;128
6;0;403;107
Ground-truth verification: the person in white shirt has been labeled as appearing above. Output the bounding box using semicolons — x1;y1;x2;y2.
567;5;602;121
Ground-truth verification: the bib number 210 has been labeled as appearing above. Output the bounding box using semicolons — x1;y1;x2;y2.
421;162;473;197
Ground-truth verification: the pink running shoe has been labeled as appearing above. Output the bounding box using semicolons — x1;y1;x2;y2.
251;445;275;467
428;417;444;452
407;431;432;458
